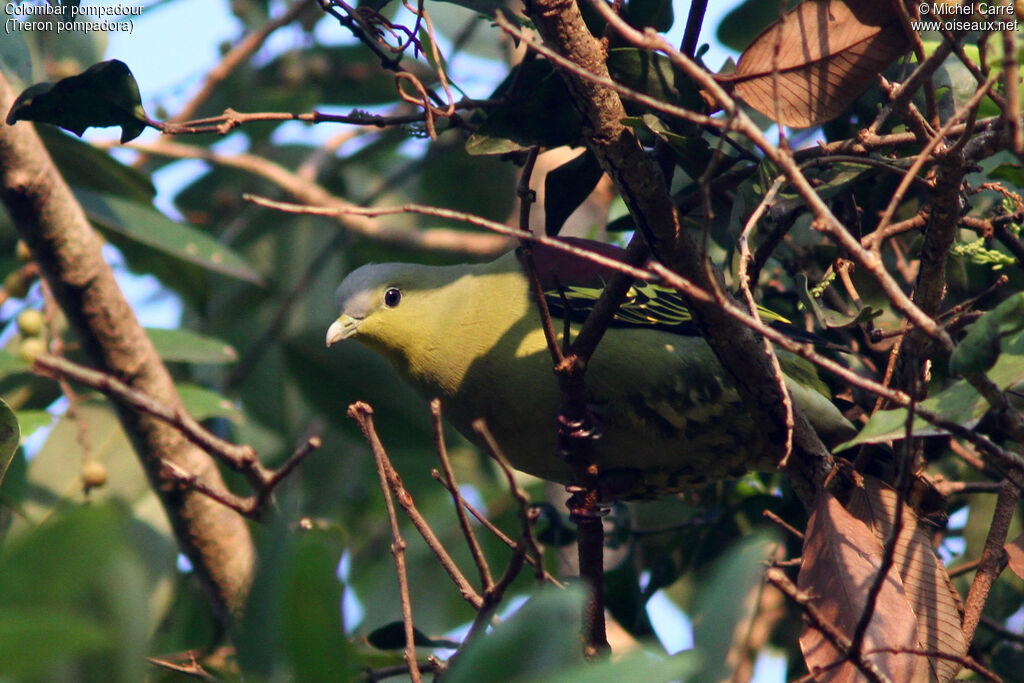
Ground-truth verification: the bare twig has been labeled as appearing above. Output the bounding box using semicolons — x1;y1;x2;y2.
766;567;891;683
242;194;654;280
347;402;484;611
431;399;493;591
430;471;564;588
962;478;1020;644
347;402;422;683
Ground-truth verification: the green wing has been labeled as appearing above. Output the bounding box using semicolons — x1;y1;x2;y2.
544;280;793;335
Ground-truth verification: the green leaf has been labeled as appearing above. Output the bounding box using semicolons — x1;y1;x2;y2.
146;327;238;364
38;126;155;203
74;187;264;285
0;398;19;492
446;587;586;683
5;60;150;143
840;326;1024;449
13;410;49;443
534;651;700;683
238;521;357;681
467;60;581;155
544;150;604;237
607;49;703;112
0;609;109;678
177;384;243;423
691;531;779;682
991;163;1024;188
796;273;884;329
625;0;673;32
282;531;358;681
0;504;149;681
950;293;1024;376
623;114;713;179
367;621;461;650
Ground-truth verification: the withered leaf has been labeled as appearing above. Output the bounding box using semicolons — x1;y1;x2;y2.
798;491;921;683
1004;531;1024;581
847;477;967;683
727;0;911;127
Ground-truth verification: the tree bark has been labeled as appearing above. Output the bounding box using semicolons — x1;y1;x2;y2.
0;72;255;625
521;0;830;499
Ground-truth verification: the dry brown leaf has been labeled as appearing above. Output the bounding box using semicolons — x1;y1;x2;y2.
728;0;911;127
1003;531;1024;581
847;476;967;683
798;491;922;683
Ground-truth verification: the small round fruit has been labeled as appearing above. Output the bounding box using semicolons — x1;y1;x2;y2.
16;309;44;337
15;240;32;263
4;272;29;298
81;461;108;489
18;337;46;363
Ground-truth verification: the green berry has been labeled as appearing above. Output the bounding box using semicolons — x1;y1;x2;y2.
81;461;108;489
4;272;29;298
15;240;32;263
18;337;46;363
16;309;44;337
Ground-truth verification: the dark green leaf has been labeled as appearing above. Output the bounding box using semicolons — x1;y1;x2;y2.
991;163;1024;188
544;150;604;237
534;651;700;683
146;328;238;364
282;532;358;681
0;399;20;492
447;587;586;683
367;621;461;650
796;274;883;329
74;187;264;285
717;0;799;53
691;532;779;681
622;114;713;179
0;609;109;678
177;384;243;423
840;326;1024;448
0;504;149;681
6;60;149;143
467;60;580;155
607;49;703;112
38;126;155;203
950;293;1024;376
625;0;673;32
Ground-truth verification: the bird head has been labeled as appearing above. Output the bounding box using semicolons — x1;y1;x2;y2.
327;262;416;349
327;260;481;360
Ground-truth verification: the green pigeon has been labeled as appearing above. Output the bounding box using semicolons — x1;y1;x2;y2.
327;239;853;498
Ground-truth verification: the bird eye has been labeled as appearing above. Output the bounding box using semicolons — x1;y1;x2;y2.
383;287;402;308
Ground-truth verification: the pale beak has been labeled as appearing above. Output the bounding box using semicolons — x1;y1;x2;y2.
326;315;362;347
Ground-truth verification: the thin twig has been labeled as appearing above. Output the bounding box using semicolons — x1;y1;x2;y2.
242;193;654;281
766;567;891;683
962;478;1020;644
347;402;422;683
430;471;564;588
347;402;484;610
431;399;493;591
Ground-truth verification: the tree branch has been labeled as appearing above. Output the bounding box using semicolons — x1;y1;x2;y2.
0;73;254;624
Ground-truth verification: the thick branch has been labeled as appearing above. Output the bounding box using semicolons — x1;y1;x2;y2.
522;0;828;500
0;73;255;623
